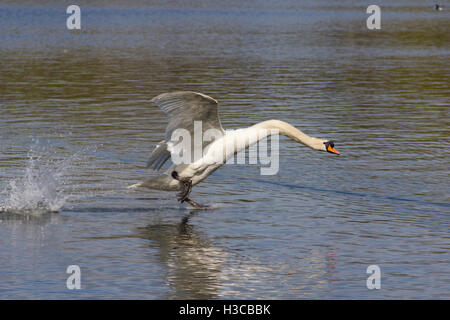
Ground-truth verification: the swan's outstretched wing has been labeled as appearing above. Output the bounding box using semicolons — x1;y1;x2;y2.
147;91;225;170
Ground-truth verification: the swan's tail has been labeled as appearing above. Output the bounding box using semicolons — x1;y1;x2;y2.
127;182;144;190
127;174;181;191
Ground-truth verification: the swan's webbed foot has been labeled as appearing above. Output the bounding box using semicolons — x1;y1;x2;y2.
185;198;210;209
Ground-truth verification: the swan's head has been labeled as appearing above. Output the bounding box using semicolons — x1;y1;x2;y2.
304;138;339;154
323;140;340;155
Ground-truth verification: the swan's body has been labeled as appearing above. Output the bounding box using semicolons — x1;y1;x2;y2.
128;91;339;206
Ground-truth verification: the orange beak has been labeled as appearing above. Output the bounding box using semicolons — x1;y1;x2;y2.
327;144;340;155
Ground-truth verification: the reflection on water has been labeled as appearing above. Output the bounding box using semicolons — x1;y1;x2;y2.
138;211;223;299
139;211;332;299
0;0;449;299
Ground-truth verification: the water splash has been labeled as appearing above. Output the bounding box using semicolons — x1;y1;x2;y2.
0;142;83;214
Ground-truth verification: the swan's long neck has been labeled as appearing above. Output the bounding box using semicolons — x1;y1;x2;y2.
205;119;325;165
246;119;325;151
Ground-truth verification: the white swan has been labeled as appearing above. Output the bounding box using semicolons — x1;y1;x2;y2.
128;91;340;208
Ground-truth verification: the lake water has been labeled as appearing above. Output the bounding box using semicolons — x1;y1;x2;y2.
0;0;449;299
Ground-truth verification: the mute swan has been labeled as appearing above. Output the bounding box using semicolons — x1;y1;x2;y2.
128;91;340;208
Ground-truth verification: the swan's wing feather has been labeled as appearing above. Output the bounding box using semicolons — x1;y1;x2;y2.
153;152;171;170
151;91;225;141
146;141;171;170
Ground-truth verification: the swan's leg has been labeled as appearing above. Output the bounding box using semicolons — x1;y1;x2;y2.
172;171;193;202
177;179;192;202
172;171;210;209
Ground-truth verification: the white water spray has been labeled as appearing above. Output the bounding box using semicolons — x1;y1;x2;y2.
0;143;83;213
